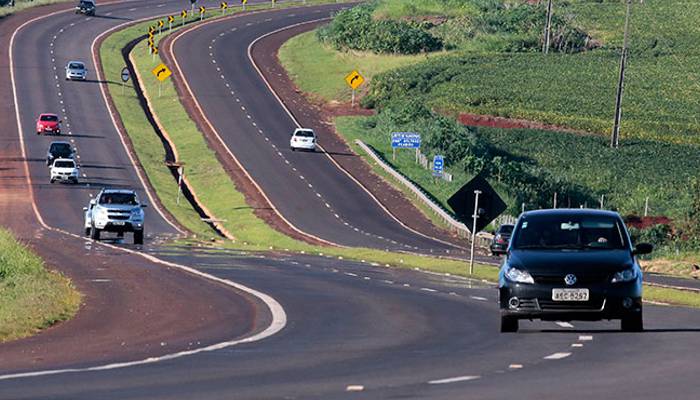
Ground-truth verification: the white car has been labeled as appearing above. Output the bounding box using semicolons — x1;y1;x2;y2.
50;158;79;184
290;128;316;151
65;61;87;80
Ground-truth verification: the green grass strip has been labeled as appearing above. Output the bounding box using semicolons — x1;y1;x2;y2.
0;228;81;342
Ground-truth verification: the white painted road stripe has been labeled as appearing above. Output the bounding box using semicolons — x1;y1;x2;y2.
544;352;572;360
470;295;488;301
579;335;593;341
346;385;364;392
429;375;480;385
555;321;574;328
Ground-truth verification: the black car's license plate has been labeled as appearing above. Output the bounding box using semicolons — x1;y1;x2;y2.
552;288;589;301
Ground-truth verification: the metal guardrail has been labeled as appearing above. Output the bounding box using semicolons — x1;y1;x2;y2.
355;140;473;235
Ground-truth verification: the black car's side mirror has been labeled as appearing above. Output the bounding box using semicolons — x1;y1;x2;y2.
633;243;653;255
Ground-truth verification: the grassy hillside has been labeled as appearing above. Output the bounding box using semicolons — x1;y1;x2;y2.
0;228;80;342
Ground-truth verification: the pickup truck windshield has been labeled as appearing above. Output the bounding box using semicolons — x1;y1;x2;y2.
100;193;137;205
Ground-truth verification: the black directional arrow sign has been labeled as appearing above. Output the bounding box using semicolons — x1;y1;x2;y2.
447;175;507;233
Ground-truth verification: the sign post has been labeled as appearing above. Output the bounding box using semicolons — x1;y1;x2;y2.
242;0;248;11
158;20;164;36
220;1;228;15
181;10;188;26
432;154;444;181
344;70;364;107
168;15;174;31
469;190;481;275
390;132;421;161
190;0;195;16
120;67;130;95
199;6;205;21
177;166;184;205
151;62;172;98
447;175;507;275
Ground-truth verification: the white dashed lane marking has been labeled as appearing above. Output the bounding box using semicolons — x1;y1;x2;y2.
429;376;480;385
544;352;571;360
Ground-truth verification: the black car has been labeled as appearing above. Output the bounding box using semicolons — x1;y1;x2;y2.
490;224;514;255
46;141;75;166
498;209;652;333
75;0;95;16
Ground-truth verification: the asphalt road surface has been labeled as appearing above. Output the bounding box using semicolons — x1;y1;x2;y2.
168;3;467;254
2;2;700;400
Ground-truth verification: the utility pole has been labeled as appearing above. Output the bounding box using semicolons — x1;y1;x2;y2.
542;0;553;54
611;0;632;148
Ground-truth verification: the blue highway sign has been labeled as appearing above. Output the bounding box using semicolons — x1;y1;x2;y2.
433;155;444;176
391;132;421;149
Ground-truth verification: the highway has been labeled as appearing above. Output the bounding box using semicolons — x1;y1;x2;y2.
166;3;466;254
0;2;699;400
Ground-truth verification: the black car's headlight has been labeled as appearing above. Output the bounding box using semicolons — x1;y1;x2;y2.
505;267;534;284
611;268;638;283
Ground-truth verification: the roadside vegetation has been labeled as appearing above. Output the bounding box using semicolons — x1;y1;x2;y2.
280;0;700;265
0;228;81;342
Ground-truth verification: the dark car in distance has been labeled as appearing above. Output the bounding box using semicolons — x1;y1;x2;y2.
46;141;74;166
75;0;96;16
490;224;514;255
498;209;652;333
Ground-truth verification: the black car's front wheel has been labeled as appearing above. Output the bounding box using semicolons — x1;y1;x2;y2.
621;312;643;332
500;315;519;333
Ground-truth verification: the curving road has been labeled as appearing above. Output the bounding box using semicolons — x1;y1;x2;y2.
167;3;468;254
1;2;700;400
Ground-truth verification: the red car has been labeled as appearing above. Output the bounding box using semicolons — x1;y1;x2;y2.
36;113;61;135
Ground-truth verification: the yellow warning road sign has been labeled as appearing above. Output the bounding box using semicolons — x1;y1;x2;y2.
241;0;247;4
153;46;159;55
152;63;171;81
345;70;365;90
168;15;175;23
181;10;187;18
199;6;205;14
148;26;155;34
220;2;228;9
158;20;164;28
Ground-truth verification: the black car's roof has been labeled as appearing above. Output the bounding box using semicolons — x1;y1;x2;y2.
520;208;621;220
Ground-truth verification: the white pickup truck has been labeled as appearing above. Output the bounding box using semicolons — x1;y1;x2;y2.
84;188;146;244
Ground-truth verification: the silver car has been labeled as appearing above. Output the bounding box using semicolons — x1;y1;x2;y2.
65;61;87;80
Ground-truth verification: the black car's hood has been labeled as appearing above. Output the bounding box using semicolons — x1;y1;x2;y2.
508;249;634;274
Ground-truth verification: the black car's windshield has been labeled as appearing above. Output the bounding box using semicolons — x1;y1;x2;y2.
512;214;628;250
100;193;137;205
51;143;71;156
498;225;514;234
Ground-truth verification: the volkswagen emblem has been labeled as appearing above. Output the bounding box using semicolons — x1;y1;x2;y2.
564;274;577;286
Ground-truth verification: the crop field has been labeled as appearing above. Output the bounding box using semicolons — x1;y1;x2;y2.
367;0;700;145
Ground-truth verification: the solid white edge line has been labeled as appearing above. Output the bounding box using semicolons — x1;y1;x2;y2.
428;375;480;385
167;11;340;248
4;3;286;381
246;18;464;251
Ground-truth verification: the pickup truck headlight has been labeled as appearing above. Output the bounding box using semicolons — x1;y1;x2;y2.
505;267;534;284
131;208;143;219
611;268;637;283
